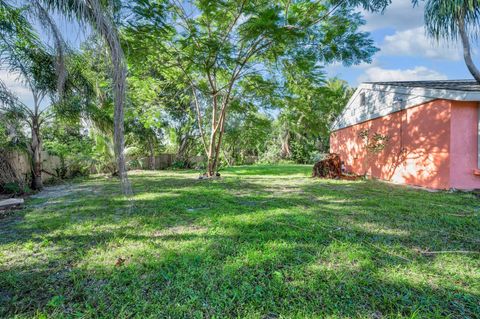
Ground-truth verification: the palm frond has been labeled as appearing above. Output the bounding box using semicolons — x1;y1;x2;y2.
419;0;480;41
0;79;31;118
30;0;68;96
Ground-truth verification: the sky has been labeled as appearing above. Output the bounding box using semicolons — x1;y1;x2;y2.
327;0;479;86
1;0;478;107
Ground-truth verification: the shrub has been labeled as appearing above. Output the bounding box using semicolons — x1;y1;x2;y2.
171;160;191;170
1;182;30;195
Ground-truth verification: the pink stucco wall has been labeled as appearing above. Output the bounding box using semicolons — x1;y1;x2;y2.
450;101;480;189
331;99;456;189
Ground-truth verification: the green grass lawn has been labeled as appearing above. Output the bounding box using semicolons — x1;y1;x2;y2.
1;164;479;318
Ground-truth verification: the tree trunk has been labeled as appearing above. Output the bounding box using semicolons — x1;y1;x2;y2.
58;156;67;179
148;138;155;170
177;134;189;162
112;55;131;194
207;141;219;177
30;118;43;190
206;118;218;177
206;155;215;177
222;148;233;166
459;17;480;83
88;0;131;195
210;116;226;175
281;130;291;158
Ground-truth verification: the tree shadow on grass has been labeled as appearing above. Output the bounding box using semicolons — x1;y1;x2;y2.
0;172;479;317
2;212;478;318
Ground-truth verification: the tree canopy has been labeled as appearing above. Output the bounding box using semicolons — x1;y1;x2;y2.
1;0;394;188
125;0;384;175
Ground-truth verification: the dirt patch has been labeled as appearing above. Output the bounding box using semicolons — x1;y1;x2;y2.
29;183;101;209
339;174;362;181
31;184;80;199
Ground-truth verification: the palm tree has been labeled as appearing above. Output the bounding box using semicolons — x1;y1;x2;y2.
0;7;96;190
1;0;131;194
0;46;60;190
40;0;131;194
0;2;58;190
415;0;480;82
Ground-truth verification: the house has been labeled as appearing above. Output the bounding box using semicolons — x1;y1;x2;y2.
330;80;480;190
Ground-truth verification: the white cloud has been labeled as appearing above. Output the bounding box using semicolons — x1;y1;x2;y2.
361;0;424;31
380;27;461;60
0;69;34;107
358;66;448;83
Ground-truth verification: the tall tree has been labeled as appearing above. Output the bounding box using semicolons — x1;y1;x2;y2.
38;0;132;194
123;29;202;168
129;0;386;177
275;76;352;163
1;0;131;193
0;4;58;189
415;0;480;82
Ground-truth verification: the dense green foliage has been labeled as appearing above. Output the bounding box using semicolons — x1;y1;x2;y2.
1;165;479;318
123;0;378;174
42;121;93;178
0;0;383;186
2;2;480;318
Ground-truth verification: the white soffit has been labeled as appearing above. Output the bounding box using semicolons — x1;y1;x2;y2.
332;82;480;131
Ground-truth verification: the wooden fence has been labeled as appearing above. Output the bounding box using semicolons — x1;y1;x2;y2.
2;150;258;186
131;155;258;169
3;151;64;184
128;154;207;170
